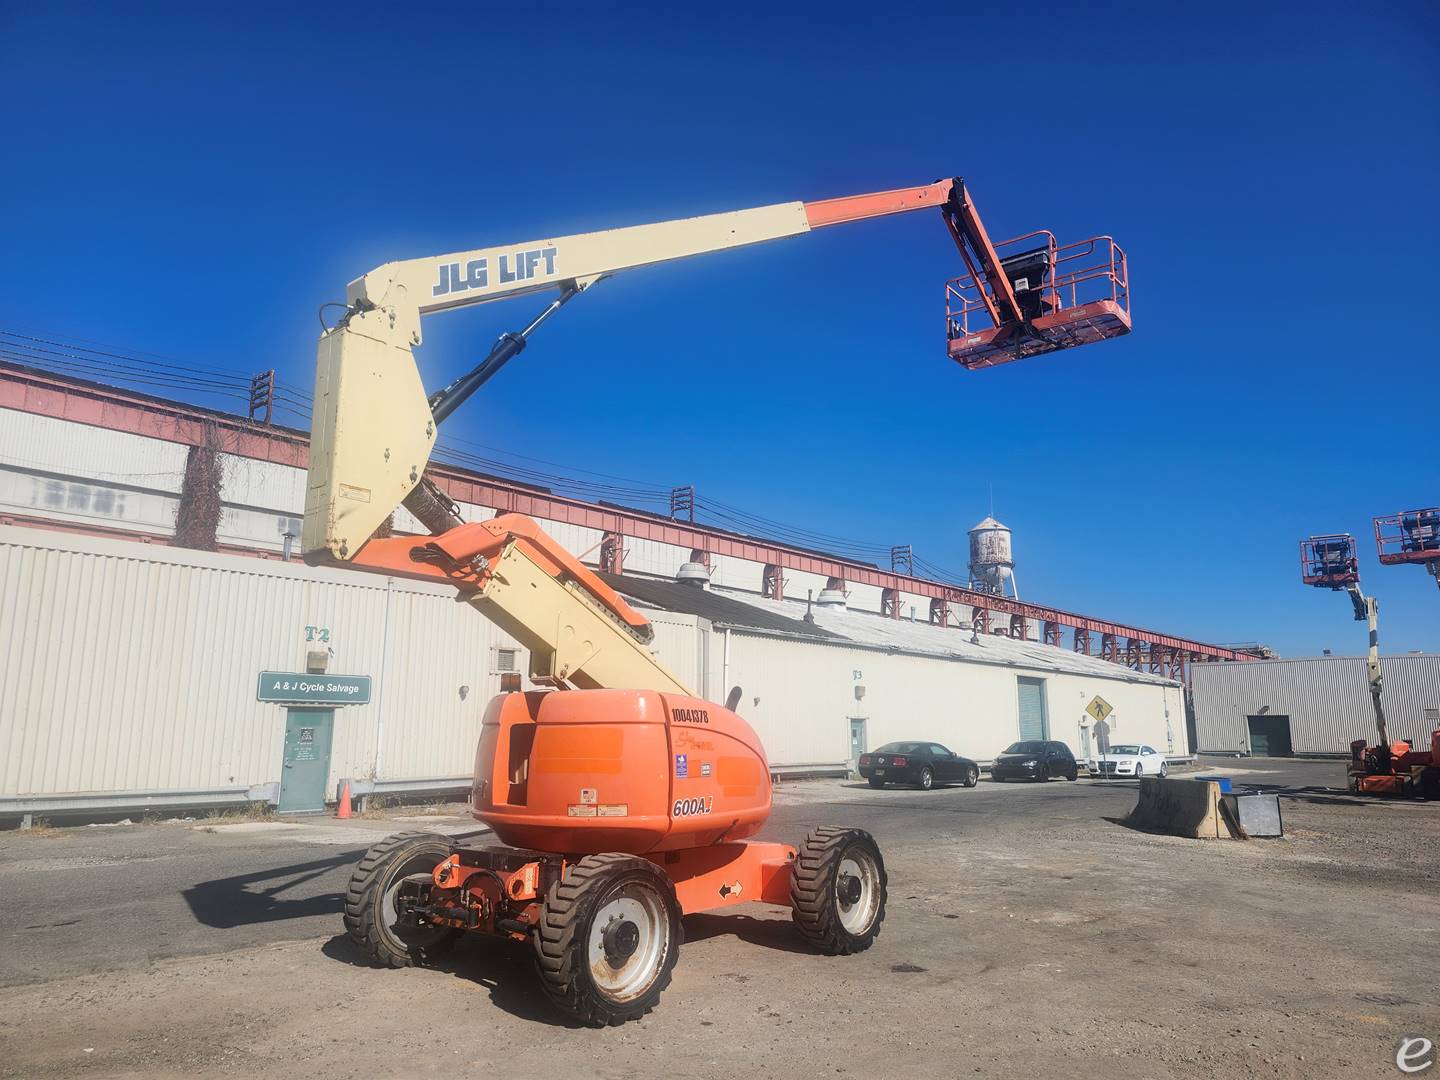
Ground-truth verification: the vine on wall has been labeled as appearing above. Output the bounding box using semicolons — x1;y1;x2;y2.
174;423;224;551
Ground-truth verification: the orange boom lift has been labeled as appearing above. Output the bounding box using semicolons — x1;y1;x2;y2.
303;176;1128;1024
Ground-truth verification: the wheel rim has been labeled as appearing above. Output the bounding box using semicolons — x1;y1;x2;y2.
836;847;882;935
381;856;451;949
920;769;933;789
967;767;977;786
587;879;671;1003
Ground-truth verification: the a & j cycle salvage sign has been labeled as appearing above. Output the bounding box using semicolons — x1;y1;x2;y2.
256;672;372;705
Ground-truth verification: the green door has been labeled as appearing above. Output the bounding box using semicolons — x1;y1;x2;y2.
849;718;867;771
1017;677;1048;741
1246;715;1292;757
279;708;335;813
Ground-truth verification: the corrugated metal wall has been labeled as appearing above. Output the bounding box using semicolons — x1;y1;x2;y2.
2;527;387;794
0;527;703;799
1191;656;1440;755
721;630;1187;771
2;525;1190;801
0;408;188;483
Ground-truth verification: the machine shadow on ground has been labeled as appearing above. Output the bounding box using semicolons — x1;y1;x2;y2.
320;932;576;1026
315;904;821;1025
182;850;363;928
680;910;814;955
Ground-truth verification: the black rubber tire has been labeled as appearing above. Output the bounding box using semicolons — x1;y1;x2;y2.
917;766;935;790
1134;764;1144;780
534;853;682;1027
1066;768;1078;782
1421;770;1440;801
343;831;461;968
962;765;979;788
790;826;887;955
1037;764;1049;783
867;777;886;789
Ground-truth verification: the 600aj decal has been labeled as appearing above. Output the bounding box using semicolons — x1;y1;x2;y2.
672;796;713;818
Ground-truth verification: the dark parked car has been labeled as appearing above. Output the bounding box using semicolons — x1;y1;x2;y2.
989;740;1079;782
858;742;980;790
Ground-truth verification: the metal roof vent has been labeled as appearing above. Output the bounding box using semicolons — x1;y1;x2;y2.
676;551;711;588
815;576;847;610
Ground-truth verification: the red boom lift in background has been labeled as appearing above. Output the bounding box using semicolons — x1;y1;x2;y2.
1373;507;1440;592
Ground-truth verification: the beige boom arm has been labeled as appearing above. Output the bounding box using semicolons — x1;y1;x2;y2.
303;181;960;562
304;201;824;560
352;201;813;329
465;529;692;694
346;180;956;330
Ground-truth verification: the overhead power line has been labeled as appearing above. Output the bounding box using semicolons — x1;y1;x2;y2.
0;328;316;419
0;326;967;579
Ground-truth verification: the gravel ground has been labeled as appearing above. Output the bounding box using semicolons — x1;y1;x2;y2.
0;758;1435;1079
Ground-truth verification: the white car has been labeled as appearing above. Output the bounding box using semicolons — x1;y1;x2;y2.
1088;744;1168;779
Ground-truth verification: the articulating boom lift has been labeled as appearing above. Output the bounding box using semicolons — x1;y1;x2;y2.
1300;535;1439;798
305;177;1129;1025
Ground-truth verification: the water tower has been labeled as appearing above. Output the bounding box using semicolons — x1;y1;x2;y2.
968;516;1017;598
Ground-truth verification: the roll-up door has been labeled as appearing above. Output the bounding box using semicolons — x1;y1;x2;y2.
1017;677;1048;741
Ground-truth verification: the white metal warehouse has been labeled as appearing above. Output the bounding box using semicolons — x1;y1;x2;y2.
1191;655;1440;757
0;526;1186;817
602;573;1186;772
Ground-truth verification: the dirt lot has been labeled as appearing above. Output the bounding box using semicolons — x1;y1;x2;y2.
1;759;1436;1079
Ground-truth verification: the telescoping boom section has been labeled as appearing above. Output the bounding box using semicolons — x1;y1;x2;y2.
303;174;1129;580
1299;532;1387;747
347;178;995;320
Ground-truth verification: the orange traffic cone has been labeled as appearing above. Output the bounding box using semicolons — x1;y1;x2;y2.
337;781;353;819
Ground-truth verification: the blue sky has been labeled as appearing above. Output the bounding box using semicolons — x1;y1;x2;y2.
1;3;1436;656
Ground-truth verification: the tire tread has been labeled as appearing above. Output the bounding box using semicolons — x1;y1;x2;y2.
790;826;886;955
534;853;680;1027
343;831;457;969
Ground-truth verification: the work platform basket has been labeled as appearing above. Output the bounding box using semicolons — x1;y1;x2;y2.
1300;534;1360;588
946;233;1130;370
1374;508;1440;566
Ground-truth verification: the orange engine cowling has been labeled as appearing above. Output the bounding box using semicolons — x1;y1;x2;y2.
470;689;773;855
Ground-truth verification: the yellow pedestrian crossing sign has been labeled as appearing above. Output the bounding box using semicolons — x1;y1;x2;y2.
1085;695;1113;723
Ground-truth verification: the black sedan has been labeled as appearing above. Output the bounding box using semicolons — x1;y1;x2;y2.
989;740;1079;782
858;742;980;790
